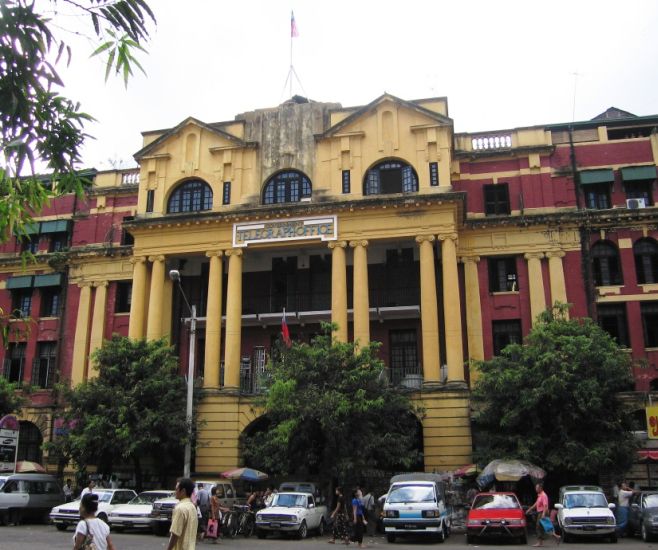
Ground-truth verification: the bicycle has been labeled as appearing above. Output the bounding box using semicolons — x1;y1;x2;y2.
222;505;254;538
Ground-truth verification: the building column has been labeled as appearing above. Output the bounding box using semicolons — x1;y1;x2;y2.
350;240;370;349
224;248;243;389
440;233;465;384
416;235;440;384
329;241;348;343
71;282;93;386
128;256;148;339
461;256;484;370
204;251;223;389
88;281;108;379
525;252;547;324
146;255;165;340
547;250;569;316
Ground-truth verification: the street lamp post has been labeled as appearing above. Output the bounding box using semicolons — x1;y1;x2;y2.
169;269;196;479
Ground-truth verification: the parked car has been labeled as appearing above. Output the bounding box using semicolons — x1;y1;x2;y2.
50;488;137;530
554;485;616;543
107;490;173;531
278;481;326;504
382;473;451;543
628;490;658;541
150;479;239;536
0;473;64;525
466;492;527;544
255;492;328;539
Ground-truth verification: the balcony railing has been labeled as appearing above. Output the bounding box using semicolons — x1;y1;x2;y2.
472;134;512;151
121;170;140;185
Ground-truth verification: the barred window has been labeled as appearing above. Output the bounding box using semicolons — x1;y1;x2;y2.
32;342;57;388
262;171;312;205
3;343;26;383
342;170;351;194
597;304;629;347
167;180;213;213
492;320;522;355
222;182;231;205
634;238;658;284
592;241;623;286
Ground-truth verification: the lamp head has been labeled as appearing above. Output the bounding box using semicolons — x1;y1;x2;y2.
169;269;181;282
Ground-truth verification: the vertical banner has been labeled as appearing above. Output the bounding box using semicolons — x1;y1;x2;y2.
646;406;658;439
0;415;20;472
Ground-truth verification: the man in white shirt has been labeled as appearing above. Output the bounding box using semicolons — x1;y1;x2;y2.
80;480;96;498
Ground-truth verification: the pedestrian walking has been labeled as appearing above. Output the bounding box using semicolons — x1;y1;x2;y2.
72;493;116;550
526;483;560;547
167;477;198;550
80;479;96;498
196;483;211;541
351;488;368;548
63;479;73;503
361;488;377;538
328;486;350;545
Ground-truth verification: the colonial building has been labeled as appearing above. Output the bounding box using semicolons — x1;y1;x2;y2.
1;94;657;478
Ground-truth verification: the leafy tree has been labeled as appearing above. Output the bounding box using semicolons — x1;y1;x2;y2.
0;0;155;244
46;336;188;490
0;376;25;417
242;325;423;483
472;304;637;481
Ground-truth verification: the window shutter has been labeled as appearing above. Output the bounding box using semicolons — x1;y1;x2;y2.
31;358;41;387
2;358;10;378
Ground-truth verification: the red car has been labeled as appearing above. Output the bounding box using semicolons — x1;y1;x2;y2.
466;492;527;544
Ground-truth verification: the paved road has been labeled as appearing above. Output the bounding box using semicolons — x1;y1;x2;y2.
0;525;654;550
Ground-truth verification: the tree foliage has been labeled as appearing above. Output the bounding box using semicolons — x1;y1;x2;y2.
0;376;25;417
0;0;155;244
46;336;187;489
242;325;423;483
472;304;637;479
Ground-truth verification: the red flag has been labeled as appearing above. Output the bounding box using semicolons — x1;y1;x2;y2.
281;308;292;348
291;11;299;38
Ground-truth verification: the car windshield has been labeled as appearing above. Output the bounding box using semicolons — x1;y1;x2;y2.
564;493;608;508
472;494;520;510
644;494;658;508
130;492;170;504
272;494;306;507
387;485;435;504
96;492;113;503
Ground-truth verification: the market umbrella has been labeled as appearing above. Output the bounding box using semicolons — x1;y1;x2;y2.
221;467;268;482
476;459;545;489
453;463;480;477
15;460;46;473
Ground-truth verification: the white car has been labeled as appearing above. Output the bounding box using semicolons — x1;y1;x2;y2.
108;490;173;531
50;488;137;530
256;492;328;539
554;486;616;543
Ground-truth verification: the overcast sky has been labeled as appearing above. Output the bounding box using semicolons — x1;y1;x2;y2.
44;0;658;170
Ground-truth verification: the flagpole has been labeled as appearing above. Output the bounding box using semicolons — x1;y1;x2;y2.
290;12;294;97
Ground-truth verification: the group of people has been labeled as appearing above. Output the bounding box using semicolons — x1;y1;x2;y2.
328;486;377;548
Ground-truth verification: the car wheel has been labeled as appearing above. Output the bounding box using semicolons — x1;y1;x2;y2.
55;523;67;531
317;518;326;536
297;520;308;539
257;529;267;539
436;522;446;543
643;523;652;542
386;533;396;543
152;523;169;536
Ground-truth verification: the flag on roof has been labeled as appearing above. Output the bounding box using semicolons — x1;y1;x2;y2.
291;11;299;38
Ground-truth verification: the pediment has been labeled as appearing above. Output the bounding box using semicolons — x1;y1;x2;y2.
319;93;453;138
134;117;246;160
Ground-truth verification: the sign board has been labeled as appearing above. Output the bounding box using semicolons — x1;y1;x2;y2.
0;415;19;472
233;216;337;248
647;406;658;439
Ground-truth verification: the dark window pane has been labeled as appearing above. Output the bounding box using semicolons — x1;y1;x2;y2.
584;183;611;209
488;257;518;292
222;182;231;205
592;241;623;286
146;190;155;212
492;320;522;355
634;238;658;284
597;304;629;347
389;329;418;385
342;170;351;194
364;160;418;195
116;282;132;313
429;162;439;187
641;302;658;347
167;180;213;213
484;183;511;215
262;171;312;205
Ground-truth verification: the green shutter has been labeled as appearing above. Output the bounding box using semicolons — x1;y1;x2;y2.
6;275;34;289
580;169;615;185
24;222;40;235
40;220;70;234
621;166;657;181
33;273;63;287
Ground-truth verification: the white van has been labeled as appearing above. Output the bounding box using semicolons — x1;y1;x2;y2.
0;473;64;525
382;473;451;543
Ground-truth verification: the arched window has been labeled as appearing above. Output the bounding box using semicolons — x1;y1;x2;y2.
591;241;623;286
634;238;658;284
363;160;418;195
167;180;213;213
17;421;43;463
262;170;312;205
